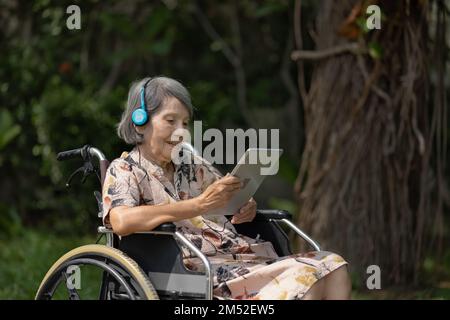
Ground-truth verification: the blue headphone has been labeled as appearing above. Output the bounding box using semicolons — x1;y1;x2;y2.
132;78;152;126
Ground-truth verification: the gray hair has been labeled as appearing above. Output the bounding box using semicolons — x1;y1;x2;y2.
117;76;194;145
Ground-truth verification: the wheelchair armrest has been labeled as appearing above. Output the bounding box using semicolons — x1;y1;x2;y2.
254;209;292;221
153;222;177;233
98;222;177;234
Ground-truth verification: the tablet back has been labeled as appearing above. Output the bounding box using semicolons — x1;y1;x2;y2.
204;148;283;216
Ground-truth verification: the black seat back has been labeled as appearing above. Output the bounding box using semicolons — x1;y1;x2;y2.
232;219;293;257
119;233;207;299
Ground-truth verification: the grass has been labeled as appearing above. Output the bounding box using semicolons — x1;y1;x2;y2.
351;286;450;300
0;228;102;299
1;227;449;300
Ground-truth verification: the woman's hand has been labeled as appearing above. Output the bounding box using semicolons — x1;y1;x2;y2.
197;174;241;214
231;198;257;224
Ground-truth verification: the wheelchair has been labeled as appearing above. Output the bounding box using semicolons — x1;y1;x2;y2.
35;145;321;300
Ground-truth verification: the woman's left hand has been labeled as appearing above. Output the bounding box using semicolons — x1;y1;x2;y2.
231;198;257;224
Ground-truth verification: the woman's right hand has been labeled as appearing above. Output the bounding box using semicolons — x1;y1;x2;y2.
197;174;241;214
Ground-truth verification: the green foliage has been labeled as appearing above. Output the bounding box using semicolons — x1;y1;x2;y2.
0;0;299;235
356;16;370;34
368;41;384;59
189;81;232;126
0;202;23;239
252;2;287;18
0;229;99;299
268;197;297;216
0;110;21;152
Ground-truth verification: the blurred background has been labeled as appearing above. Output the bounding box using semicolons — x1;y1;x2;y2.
0;0;449;299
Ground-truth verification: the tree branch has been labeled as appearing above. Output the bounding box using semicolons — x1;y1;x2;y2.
193;2;254;127
193;3;239;67
291;42;363;61
293;0;308;105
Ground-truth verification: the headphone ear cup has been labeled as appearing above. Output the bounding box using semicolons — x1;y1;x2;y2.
132;109;148;126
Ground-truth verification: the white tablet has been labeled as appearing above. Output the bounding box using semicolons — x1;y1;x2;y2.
204;148;283;216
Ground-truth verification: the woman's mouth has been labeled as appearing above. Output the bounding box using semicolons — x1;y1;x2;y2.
166;141;179;146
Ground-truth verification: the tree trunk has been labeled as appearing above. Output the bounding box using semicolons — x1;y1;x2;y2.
293;0;446;285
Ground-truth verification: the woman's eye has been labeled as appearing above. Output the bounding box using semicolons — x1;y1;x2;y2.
167;119;175;124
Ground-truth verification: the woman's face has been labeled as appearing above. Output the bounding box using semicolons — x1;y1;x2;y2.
138;96;190;164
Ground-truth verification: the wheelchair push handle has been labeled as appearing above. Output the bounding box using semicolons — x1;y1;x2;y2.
56;145;108;188
57;145;107;162
57;147;84;161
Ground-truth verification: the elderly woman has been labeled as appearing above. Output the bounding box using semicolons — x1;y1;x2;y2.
102;76;351;300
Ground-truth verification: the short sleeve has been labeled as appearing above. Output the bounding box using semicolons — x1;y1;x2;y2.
102;159;140;226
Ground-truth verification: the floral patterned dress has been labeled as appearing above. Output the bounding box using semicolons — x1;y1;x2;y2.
102;147;348;300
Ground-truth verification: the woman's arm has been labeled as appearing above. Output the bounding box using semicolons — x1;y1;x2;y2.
110;197;202;236
110;174;241;236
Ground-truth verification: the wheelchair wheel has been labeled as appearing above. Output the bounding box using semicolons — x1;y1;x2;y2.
35;244;158;300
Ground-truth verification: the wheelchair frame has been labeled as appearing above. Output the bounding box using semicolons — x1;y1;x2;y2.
36;146;321;300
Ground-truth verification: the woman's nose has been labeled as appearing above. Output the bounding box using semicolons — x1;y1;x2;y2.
171;127;189;142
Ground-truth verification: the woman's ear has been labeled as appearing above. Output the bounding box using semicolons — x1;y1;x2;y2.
134;124;146;135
